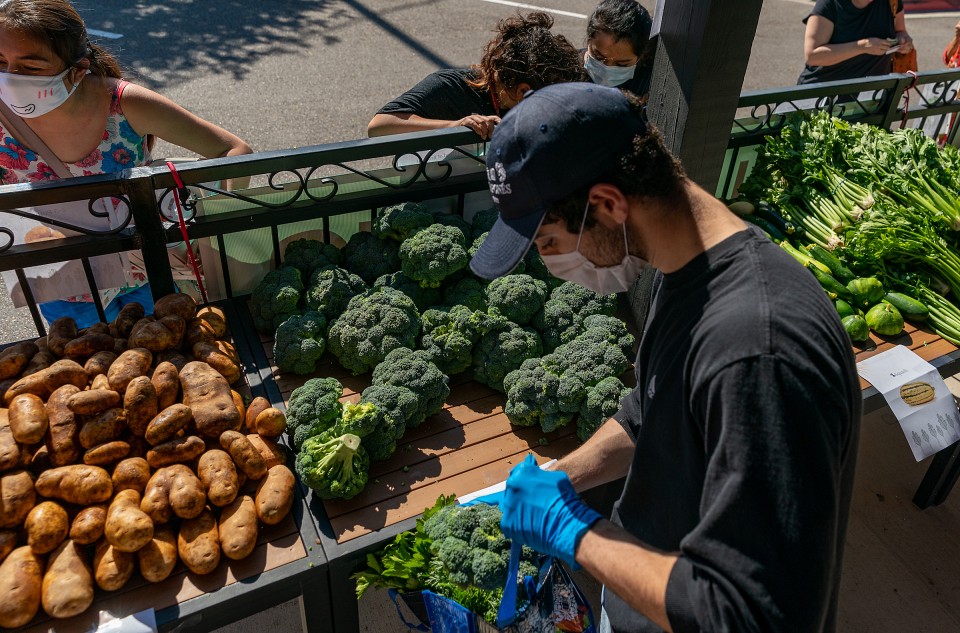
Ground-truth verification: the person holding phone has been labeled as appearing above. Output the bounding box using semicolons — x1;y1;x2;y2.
798;0;913;84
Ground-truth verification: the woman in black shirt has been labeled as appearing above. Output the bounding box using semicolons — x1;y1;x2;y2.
367;12;583;140
583;0;654;97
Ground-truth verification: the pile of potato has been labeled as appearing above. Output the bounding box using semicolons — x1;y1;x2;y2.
0;294;296;628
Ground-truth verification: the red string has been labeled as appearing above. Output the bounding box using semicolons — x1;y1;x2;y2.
900;70;918;130
165;161;208;304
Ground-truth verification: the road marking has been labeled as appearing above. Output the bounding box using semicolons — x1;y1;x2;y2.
477;0;587;19
87;29;123;40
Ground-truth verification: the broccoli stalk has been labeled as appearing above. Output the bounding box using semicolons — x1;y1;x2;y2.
296;431;370;500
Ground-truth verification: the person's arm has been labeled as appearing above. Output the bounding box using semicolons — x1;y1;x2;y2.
367;112;500;140
548;414;635;492
894;10;914;53
945;22;960;66
804;15;891;67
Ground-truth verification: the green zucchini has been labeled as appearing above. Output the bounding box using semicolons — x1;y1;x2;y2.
805;244;855;284
781;241;831;275
841;314;870;343
743;214;785;242
883;292;929;322
835;299;857;319
808;264;851;300
755;202;799;236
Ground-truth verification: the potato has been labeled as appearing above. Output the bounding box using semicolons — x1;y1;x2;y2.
185;317;218;348
112;457;151;495
1;469;36;528
93;539;135;591
178;506;220;575
141;464;206;523
91;373;111;390
151;361;180;410
35;464;112;505
198;449;239;507
42;539;94;619
156;351;188;372
219;494;257;561
0;408;21;471
69;505;106;545
137;523;177;583
247;434;287;470
145;403;193;445
245;396;270;433
4;359;87;405
0;546;43;628
47;317;78;358
254;407;287;438
25;500;68;555
231;389;246;422
105;489;154;553
64;332;115;360
220;430;267;480
0;341;39;380
146;435;205;468
0;529;16;562
180;361;242;437
66;388;120;416
113;302;145;339
107;347;152;394
84;440;131;465
27;444;51;474
196;306;228;337
255;465;295;526
83;350;117;380
79;407;125;449
154;293;198;322
129;316;186;352
22;348;55;377
81;322;110;336
45;384;81;466
124;375;158;437
192;341;241;384
113;337;127;356
127;434;149;459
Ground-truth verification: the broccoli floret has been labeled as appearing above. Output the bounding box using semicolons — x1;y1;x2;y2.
419;305;486;375
578;376;632;442
531;299;581;353
472;320;542;392
296;431;369;500
581;314;636;358
468;207;499;240
484;274;548;326
442;277;487;312
437;537;473;586
550;281;617;318
373;202;432;242
560;328;632;386
399;224;469;288
359;384;420;431
250;266;303;334
471;550;509;591
503;358;576;432
341;231;402;284
304;265;368;321
287;377;344;448
374;271;443;312
273;311;327;375
371;347;450;426
429;210;472;237
338;401;381;438
522;248;562;289
327;287;422;375
283;238;341;278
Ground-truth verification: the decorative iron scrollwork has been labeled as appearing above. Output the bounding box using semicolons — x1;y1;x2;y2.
0;195;132;253
733;89;890;141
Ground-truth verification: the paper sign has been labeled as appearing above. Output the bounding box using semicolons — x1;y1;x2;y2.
93;609;157;633
857;346;960;461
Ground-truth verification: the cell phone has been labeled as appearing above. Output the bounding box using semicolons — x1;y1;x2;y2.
886;45;901;55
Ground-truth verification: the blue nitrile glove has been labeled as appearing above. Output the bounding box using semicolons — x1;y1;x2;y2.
499;454;602;569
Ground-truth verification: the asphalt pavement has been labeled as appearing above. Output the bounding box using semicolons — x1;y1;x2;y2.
0;0;958;340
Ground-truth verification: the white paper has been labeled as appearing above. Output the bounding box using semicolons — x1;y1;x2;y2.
92;608;157;633
457;459;556;504
857;346;960;461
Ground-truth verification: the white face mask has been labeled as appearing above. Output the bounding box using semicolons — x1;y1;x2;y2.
0;67;83;118
540;201;646;294
584;52;636;88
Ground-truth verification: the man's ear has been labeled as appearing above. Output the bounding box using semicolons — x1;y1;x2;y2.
587;183;630;227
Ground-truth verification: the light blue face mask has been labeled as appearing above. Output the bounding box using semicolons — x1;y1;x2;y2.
584;52;636;88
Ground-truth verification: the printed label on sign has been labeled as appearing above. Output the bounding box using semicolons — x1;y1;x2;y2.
94;608;158;633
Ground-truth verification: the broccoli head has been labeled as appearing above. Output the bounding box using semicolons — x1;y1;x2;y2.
371;347;450;426
484;274;548;326
273;311;327;375
327;287;422;375
250;266;303;334
287;377;345;449
578;376;632;442
560;327;632;386
550;281;617;318
342;231;402;284
419;305;487;375
305;265;368;321
373;202;433;241
429;210;472;237
472;320;542;392
442;277;487;312
531;298;581;353
338;401;382;437
283;238;341;278
374;271;443;312
468;207;499;240
399;224;469;288
523;248;562;289
582;314;636;358
357;384;417;460
296;431;370;499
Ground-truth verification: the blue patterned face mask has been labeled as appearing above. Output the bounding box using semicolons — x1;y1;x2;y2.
584;53;636;88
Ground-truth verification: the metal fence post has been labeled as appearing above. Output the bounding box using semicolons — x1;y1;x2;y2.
124;172;176;299
879;76;917;130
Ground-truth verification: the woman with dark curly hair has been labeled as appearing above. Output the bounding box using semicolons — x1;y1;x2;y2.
584;0;654;95
367;12;584;140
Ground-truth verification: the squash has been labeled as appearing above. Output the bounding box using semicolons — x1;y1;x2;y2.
841;315;870;343
864;302;903;337
900;381;935;406
835;299;857;320
846;277;885;309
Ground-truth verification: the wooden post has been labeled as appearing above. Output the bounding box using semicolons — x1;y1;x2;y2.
646;0;764;190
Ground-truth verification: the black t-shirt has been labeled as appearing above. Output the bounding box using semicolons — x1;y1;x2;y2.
376;68;497;120
797;0;902;84
606;229;861;632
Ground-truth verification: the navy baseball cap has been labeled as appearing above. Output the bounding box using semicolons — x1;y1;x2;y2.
470;82;647;279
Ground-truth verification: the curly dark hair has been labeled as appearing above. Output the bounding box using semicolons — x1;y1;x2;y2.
587;0;654;65
469;12;585;93
544;91;687;233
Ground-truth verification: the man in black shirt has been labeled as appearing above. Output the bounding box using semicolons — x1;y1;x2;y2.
470;83;861;632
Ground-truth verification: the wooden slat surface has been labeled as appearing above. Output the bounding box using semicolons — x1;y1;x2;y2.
853;322;958;389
